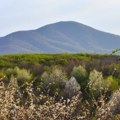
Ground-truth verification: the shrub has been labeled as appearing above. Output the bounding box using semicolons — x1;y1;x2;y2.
62;77;80;98
16;68;32;86
107;89;120;115
71;65;88;89
5;68;15;79
0;71;5;79
88;69;107;96
41;66;67;96
5;67;32;87
88;70;119;97
105;76;119;92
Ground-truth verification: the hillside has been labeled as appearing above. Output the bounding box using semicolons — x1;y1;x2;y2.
0;21;120;54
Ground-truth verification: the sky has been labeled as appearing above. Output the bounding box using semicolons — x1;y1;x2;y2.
0;0;120;37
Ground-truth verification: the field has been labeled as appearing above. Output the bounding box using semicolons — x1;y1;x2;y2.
0;53;120;119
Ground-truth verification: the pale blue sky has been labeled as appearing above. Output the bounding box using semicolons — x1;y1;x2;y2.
0;0;120;36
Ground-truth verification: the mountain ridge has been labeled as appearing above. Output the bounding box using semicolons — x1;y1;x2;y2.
0;21;120;54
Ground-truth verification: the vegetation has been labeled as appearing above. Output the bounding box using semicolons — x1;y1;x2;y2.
0;53;120;119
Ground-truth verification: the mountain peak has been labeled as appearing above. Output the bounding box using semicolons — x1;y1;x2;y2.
0;21;120;54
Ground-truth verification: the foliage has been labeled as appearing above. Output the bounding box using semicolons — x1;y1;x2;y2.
0;53;120;119
62;77;80;98
71;65;88;89
112;48;120;55
41;66;67;96
16;68;32;86
0;71;5;79
0;72;120;119
105;76;119;92
0;53;109;68
88;69;108;97
88;70;119;97
5;67;32;86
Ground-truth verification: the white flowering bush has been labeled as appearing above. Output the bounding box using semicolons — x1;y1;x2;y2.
62;77;80;98
88;70;119;97
88;69;108;94
41;66;67;96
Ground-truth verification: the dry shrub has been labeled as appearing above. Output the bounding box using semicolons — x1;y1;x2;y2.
107;89;120;115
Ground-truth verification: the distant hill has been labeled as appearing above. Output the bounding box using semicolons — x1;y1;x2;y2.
0;21;120;54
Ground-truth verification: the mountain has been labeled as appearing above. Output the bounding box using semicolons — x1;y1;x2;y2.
0;21;120;54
